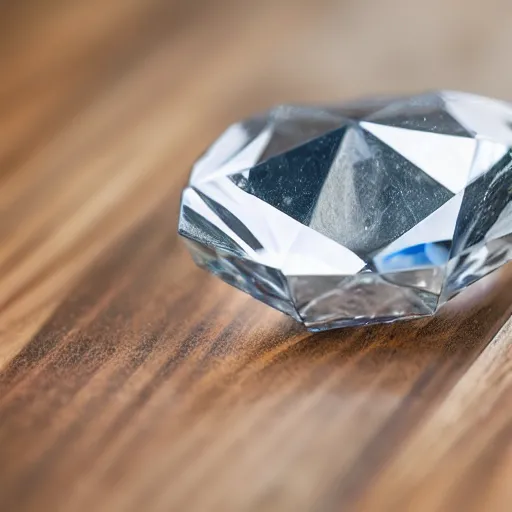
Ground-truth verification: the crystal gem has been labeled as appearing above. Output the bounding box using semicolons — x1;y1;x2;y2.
178;91;512;331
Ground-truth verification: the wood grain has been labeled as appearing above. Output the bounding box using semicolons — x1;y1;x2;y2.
1;1;512;511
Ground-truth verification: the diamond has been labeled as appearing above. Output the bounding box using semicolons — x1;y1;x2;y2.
178;91;512;331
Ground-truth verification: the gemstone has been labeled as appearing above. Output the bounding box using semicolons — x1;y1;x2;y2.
178;91;512;331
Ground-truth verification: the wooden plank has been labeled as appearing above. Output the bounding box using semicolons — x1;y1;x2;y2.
1;1;512;511
359;318;512;511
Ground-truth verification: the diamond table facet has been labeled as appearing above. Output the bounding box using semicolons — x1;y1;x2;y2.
178;91;512;331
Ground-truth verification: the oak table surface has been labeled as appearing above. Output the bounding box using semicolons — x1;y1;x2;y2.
2;1;512;511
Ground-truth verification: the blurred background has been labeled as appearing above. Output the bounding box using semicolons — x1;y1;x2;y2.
3;0;512;166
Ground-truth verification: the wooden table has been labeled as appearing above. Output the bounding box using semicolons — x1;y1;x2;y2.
2;1;512;510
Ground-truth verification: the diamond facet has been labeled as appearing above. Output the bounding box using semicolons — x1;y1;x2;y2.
178;91;512;331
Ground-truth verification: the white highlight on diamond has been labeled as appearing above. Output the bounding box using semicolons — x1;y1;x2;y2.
443;91;512;145
181;187;256;256
194;177;302;268
190;123;272;185
468;138;509;184
361;122;476;193
282;224;365;276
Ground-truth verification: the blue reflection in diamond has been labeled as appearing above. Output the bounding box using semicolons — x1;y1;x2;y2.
379;242;451;272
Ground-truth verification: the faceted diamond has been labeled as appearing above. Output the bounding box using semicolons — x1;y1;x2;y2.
178;91;512;331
